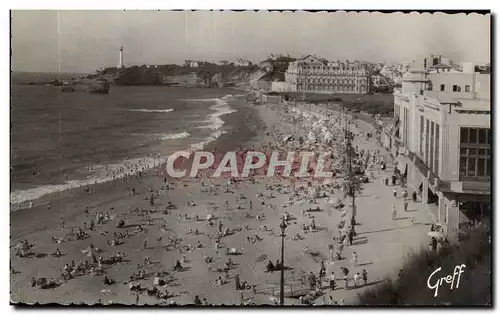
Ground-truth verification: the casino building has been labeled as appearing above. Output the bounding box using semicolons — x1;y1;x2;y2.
383;57;491;242
285;55;370;94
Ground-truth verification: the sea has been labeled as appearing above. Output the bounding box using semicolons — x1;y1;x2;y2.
10;72;242;209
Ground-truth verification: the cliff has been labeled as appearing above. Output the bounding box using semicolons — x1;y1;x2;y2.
104;63;271;88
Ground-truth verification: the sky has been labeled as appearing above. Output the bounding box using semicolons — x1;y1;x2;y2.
11;10;491;73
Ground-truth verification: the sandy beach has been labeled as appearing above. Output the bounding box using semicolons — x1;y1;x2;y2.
10;100;434;306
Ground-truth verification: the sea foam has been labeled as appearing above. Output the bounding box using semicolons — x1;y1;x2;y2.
129;108;174;113
159;131;190;140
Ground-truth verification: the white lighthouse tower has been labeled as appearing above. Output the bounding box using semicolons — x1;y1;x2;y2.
118;46;124;69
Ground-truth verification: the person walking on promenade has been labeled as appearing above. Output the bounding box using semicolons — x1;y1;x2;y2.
235;274;241;290
320;261;326;278
392;205;397;220
353;272;360;288
361;269;368;286
328;244;335;261
308;271;317;290
352;252;358;267
393;188;397;197
431;237;438;252
404;200;409;212
348;229;354;246
329;272;336;290
412;191;417;202
343;273;349;290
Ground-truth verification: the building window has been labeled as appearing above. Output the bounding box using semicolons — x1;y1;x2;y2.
440;84;445;92
435;124;440;175
419;115;424;156
453;85;461;92
465;85;470;92
425;119;430;165
444;204;448;223
430;121;434;172
459;127;491;181
427;81;433;91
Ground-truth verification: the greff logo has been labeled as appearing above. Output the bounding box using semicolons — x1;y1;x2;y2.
427;264;466;297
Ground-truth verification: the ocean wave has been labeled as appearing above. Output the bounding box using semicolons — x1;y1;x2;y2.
180;98;217;102
159;131;190;140
187;95;236;150
189;130;227;151
129;108;174;113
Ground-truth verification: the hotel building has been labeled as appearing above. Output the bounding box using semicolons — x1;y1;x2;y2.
383;57;491;242
285;55;370;94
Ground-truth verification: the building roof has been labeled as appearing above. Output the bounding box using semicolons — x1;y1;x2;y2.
453;98;490;111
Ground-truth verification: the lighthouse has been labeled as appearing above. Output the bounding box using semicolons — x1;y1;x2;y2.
119;46;124;69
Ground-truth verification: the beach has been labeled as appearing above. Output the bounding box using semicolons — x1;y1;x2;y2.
10;99;434;306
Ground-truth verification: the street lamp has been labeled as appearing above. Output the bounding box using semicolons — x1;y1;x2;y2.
346;121;357;226
279;217;287;306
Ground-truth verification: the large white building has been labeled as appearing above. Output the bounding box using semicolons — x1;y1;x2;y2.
284;55;370;94
383;57;490;242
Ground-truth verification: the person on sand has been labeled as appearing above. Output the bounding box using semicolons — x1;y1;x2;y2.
235;274;241;290
194;295;202;305
392;205;397;220
266;260;275;273
173;260;182;271
104;275;114;286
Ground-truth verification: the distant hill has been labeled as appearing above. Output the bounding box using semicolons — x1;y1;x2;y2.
107;63;268;87
11;71;89;85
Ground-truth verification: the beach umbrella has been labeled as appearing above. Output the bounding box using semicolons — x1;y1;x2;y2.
427;231;445;238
